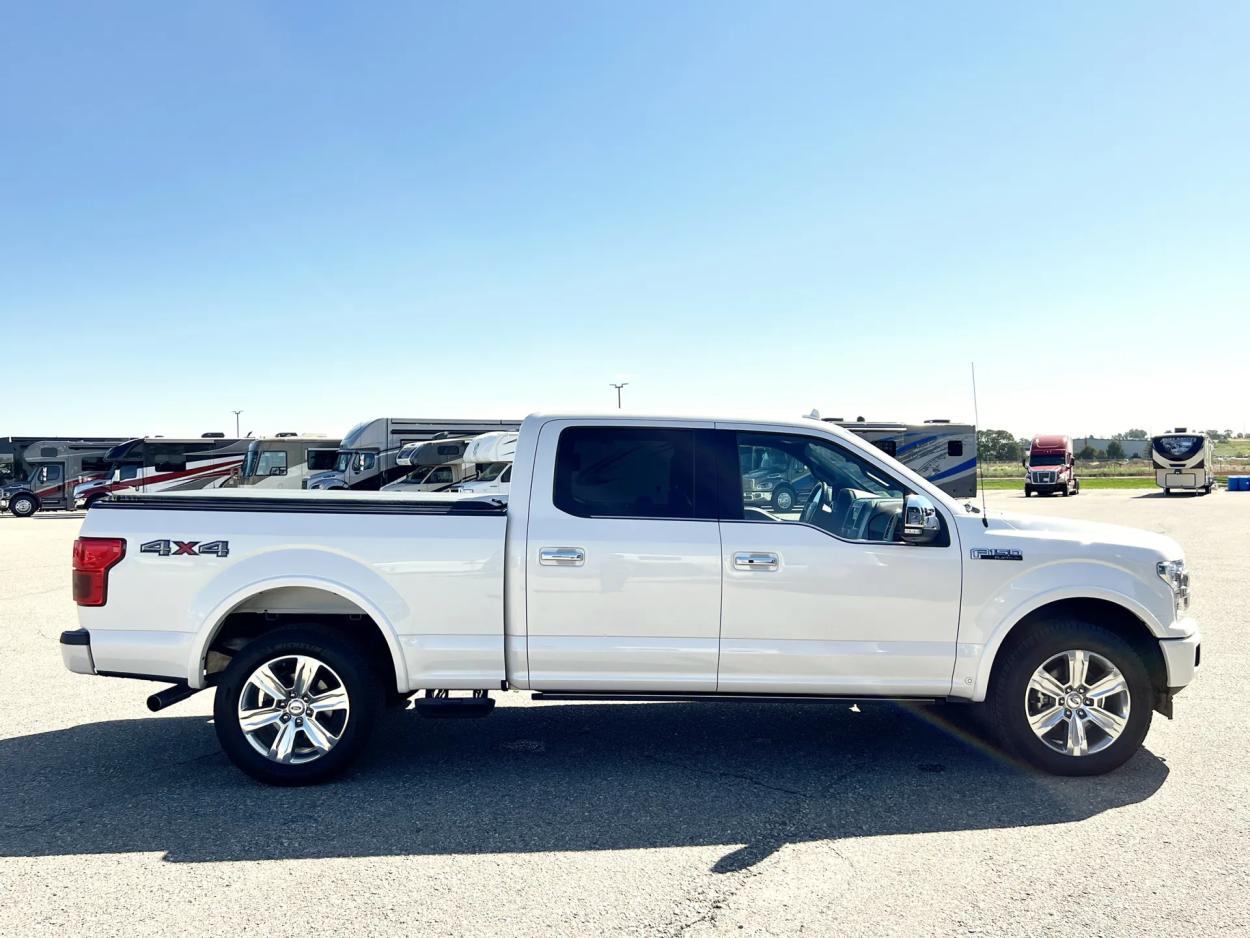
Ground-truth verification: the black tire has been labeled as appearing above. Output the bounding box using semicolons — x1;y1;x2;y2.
1164;487;1172;496
1024;485;1033;497
1073;480;1081;495
10;494;37;517
213;624;383;785
988;618;1153;776
771;485;795;513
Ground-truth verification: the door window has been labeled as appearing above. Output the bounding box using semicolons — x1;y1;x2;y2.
426;466;454;484
39;464;63;483
553;426;707;519
733;432;907;542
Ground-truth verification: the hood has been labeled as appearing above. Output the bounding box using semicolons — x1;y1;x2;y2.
1026;463;1068;472
979;511;1181;558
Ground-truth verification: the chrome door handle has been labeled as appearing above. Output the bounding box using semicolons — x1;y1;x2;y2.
540;547;586;567
734;551;779;571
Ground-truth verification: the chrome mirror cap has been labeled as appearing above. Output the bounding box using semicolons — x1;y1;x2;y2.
902;493;941;544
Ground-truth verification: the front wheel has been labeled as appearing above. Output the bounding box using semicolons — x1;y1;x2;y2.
771;486;795;513
9;494;37;517
214;625;382;785
988;619;1152;776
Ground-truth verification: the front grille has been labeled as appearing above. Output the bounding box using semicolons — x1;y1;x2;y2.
1033;472;1055;484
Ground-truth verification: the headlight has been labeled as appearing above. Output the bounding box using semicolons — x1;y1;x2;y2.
1157;559;1191;615
757;481;774;491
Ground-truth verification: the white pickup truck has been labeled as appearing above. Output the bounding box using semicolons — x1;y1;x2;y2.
61;414;1201;784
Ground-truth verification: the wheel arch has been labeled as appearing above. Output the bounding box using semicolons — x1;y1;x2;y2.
973;594;1167;703
188;577;409;693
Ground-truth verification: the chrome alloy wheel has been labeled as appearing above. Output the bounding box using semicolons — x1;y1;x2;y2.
238;655;351;765
1025;649;1130;757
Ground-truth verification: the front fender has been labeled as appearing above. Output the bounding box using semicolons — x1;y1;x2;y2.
185;548;410;692
955;558;1173;701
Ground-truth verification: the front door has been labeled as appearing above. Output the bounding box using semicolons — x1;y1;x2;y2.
35;463;66;508
525;422;723;691
717;428;962;697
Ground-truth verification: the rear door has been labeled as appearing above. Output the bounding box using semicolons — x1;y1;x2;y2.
524;421;724;691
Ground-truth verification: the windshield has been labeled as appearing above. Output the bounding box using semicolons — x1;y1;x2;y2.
243;444;261;478
111;464;140;482
1030;454;1065;466
477;462;508;482
1155;436;1203;460
307;449;337;471
334;451;354;473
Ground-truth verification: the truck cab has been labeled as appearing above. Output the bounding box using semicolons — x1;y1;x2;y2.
1025;434;1079;497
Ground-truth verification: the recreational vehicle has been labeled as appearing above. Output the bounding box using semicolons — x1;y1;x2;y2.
817;418;978;499
234;435;341;490
0;440;119;516
73;435;248;508
1152;429;1215;495
310;418;521;490
0;436;124;488
448;431;520;495
381;438;476;493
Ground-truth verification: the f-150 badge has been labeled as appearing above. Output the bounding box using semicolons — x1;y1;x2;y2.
970;548;1022;561
140;539;230;558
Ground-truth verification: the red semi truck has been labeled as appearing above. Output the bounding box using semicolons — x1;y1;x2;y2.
1024;434;1080;497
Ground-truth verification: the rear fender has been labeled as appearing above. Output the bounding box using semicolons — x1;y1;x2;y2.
186;550;410;691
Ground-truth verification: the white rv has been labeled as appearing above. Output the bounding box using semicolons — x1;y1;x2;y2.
819;417;978;499
235;435;341;490
1152;429;1215;495
450;431;518;495
73;435;248;508
381;438;476;493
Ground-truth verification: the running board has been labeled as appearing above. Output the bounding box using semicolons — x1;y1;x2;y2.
413;689;495;719
530;692;940;704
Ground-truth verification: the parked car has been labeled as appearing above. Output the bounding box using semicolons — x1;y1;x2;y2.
61;412;1200;785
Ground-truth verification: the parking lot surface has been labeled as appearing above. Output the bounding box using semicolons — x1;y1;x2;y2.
1;490;1247;937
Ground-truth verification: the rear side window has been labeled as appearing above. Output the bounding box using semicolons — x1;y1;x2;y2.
554;427;704;519
947;440;963;457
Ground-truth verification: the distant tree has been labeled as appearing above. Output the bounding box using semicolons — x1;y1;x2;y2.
977;429;1022;462
1078;445;1097;460
1113;429;1148;440
1106;440;1126;460
1204;429;1225;442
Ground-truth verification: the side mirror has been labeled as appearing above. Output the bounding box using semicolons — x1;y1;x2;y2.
902;493;941;545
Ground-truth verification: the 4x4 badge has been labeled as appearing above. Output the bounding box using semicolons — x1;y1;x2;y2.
970;548;1022;561
140;539;230;558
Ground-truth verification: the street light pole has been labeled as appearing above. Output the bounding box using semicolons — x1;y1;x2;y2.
609;382;629;409
231;410;243;437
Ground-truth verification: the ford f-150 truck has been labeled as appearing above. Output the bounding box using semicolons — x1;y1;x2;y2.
60;414;1201;785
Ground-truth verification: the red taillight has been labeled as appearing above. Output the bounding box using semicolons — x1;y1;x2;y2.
73;537;126;606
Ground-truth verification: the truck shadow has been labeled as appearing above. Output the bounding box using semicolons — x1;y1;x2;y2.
0;701;1168;871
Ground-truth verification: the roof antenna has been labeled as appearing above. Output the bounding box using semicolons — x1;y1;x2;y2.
971;362;989;527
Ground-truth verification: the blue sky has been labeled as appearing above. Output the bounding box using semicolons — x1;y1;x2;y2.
2;2;1247;439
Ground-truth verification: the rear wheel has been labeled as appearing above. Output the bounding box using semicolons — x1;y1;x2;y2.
10;494;37;517
214;625;382;785
988;619;1152;776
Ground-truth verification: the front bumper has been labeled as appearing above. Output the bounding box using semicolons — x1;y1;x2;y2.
1160;626;1202;690
743;491;772;503
60;629;96;675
